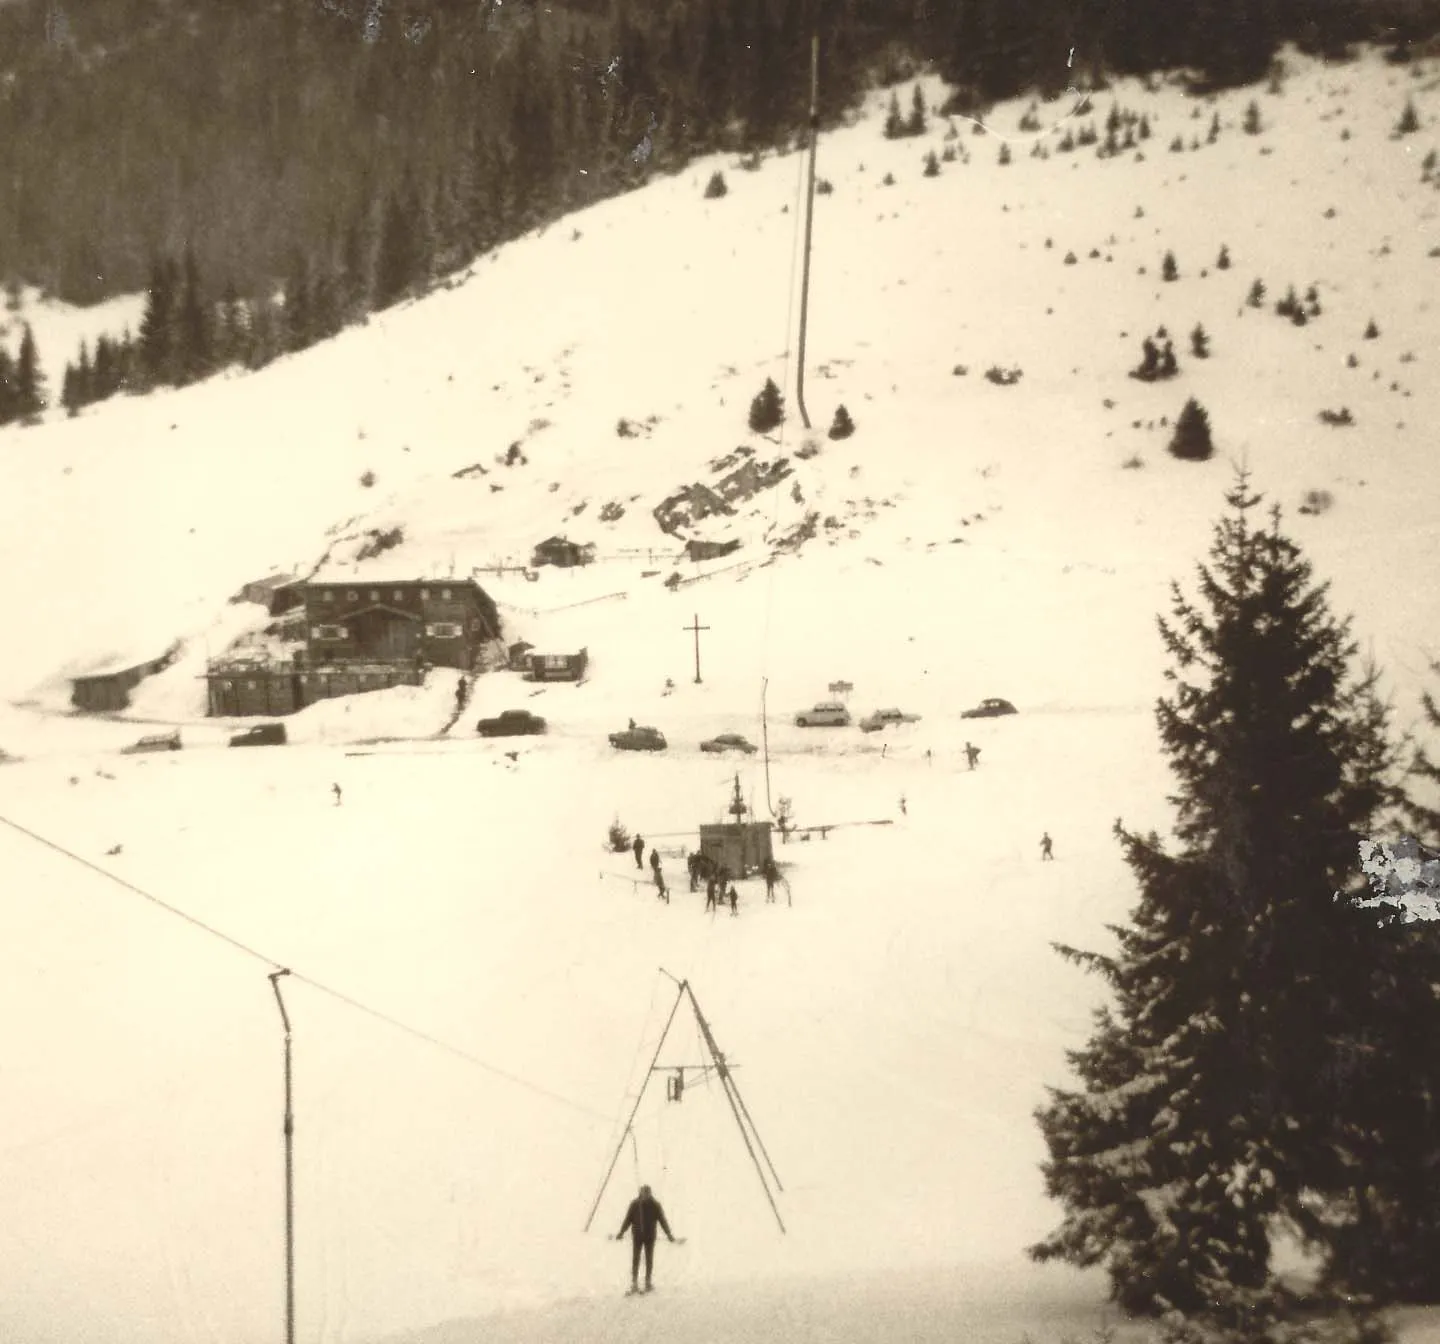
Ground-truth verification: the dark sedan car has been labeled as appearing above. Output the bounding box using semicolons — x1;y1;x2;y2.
477;709;548;737
960;698;1018;719
609;724;667;752
700;733;758;754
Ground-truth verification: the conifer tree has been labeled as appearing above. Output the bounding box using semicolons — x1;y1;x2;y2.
138;257;178;388
748;377;784;433
828;404;855;440
16;322;45;418
1033;474;1421;1330
1168;397;1213;459
0;348;15;425
177;244;212;385
905;83;927;137
883;90;904;140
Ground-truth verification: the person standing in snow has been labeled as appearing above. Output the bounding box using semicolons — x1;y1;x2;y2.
649;847;662;878
1041;832;1054;861
654;868;669;903
964;742;980;771
687;852;701;892
332;783;343;806
705;874;718;913
727;883;739;917
612;1184;681;1294
761;856;779;903
632;834;645;870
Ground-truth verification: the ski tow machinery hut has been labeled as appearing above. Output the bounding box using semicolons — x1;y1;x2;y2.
697;774;773;878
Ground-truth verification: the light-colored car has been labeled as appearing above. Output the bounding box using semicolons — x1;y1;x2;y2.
795;701;851;728
609;724;668;752
700;733;758;754
859;708;921;733
122;730;182;754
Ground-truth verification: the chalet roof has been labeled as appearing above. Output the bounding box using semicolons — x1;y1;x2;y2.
303;573;485;592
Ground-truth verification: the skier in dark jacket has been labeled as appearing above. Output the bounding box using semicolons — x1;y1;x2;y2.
632;834;645;869
613;1184;680;1293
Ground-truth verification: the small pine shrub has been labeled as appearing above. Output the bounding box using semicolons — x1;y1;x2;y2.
1170;133;1185;152
748;377;785;433
704;171;728;199
1018;102;1041;132
1364;318;1379;339
616;417;640;437
1162;250;1179;282
599;500;624;522
1190;323;1210;358
1396;98;1421;136
1217;243;1231;270
608;818;631;853
1318;406;1354;426
359;469;376;487
905;83;927;137
1248;277;1266;307
1423;148;1438;179
923;150;940;177
828;404;855;440
816;178;834;194
997;142;1012;166
941;145;957;163
882;171;896;186
984;364;1023;386
1208;111;1221;142
1121;453;1145;470
1299;488;1335;515
1064;251;1077;265
1243;99;1262;135
1168;397;1214;460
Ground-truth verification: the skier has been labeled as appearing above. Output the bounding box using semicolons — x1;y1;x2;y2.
686;852;701;893
332;783;343;806
1041;832;1055;861
899;794;907;816
649;847;662;877
654;868;669;903
632;834;645;870
727;883;739;917
612;1184;682;1295
964;742;980;771
705;874;718;912
762;856;779;903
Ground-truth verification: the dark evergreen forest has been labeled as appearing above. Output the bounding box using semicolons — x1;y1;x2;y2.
0;0;1435;411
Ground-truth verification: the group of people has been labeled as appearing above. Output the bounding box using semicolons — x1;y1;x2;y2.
626;834;787;916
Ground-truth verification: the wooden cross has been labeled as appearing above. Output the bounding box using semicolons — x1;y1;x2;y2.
683;613;710;684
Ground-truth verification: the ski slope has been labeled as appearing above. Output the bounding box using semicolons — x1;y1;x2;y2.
0;44;1437;1344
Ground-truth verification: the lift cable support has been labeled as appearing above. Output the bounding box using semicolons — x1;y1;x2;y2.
583;972;786;1235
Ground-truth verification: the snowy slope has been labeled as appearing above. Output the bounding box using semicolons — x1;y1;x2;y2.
0;45;1437;1344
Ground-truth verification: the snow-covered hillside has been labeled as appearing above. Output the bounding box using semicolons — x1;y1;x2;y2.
0;45;1438;1344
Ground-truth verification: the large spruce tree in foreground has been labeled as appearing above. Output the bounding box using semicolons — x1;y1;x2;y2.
1032;473;1440;1336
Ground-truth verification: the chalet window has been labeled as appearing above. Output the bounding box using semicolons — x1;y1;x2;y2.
420;588;430;600
441;587;452;599
346;590;358;602
313;624;347;640
222;680;234;691
320;590;334;603
247;680;258;691
393;590;404;602
426;622;462;639
543;654;568;669
370;590;379;601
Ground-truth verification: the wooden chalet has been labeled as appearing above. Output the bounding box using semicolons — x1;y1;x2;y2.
300;578;500;671
530;535;596;568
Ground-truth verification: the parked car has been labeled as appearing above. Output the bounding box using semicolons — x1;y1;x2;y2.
700;733;758;754
229;723;288;747
795;701;851;727
609;724;667;752
477;709;547;738
859;708;921;733
960;697;1018;719
121;730;182;754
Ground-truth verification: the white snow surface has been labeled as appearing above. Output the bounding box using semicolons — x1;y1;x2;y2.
0;47;1439;1344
